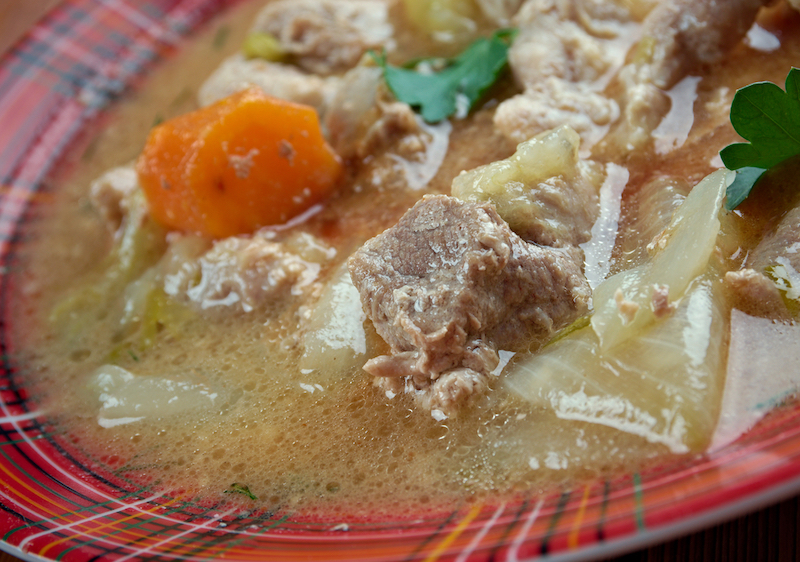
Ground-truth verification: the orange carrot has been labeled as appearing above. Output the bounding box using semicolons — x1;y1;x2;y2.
136;88;343;238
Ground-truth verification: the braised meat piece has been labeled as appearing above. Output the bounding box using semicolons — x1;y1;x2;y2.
251;0;394;75
348;194;591;415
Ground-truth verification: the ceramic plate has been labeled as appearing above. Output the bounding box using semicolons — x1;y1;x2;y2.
1;1;800;561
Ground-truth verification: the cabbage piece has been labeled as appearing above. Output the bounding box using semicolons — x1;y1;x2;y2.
451;125;603;247
504;169;735;453
105;190;168;284
298;265;371;379
51;191;168;332
403;0;480;43
504;276;726;453
591;169;733;351
87;365;221;428
610;175;689;274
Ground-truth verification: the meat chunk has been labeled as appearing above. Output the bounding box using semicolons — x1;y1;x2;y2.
494;0;641;147
197;54;338;111
165;232;335;313
508;0;633;89
605;0;769;150
725;268;791;320
725;203;800;320
635;0;768;91
251;0;394;75
494;79;619;147
348;195;591;415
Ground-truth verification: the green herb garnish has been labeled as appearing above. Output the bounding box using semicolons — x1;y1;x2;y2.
720;67;800;210
224;483;258;500
373;29;517;124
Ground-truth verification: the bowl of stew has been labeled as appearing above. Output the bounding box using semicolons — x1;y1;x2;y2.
3;0;800;560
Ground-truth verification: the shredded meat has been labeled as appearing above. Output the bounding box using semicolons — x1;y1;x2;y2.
251;0;394;75
165;232;335;313
494;0;640;147
725;268;790;320
348;195;591;415
651;283;675;318
607;0;770;149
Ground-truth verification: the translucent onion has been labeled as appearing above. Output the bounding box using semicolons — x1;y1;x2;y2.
590;169;733;351
504;276;726;453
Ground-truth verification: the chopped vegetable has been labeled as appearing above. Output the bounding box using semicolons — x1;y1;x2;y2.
504;275;727;454
590;169;732;351
136;88;343;239
299;264;371;377
224;483;258;500
451;125;603;243
403;0;480;43
88;365;221;427
373;29;517;124
51;191;167;337
505;170;734;453
720;67;800;209
242;32;285;61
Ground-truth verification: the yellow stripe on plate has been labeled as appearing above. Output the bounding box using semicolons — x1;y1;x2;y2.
423;503;484;562
568;485;592;549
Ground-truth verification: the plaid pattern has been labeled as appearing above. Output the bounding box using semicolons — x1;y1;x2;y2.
2;1;800;561
0;0;228;257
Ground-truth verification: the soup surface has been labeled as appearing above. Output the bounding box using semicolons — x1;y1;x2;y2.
10;0;800;517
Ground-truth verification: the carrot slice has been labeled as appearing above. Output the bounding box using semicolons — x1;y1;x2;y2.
136;88;343;238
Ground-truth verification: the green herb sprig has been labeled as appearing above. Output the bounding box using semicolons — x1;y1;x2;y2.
224;483;258;500
720;67;800;210
373;29;517;124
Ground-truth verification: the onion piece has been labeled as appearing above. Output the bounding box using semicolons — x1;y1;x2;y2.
504;276;726;454
591;169;733;351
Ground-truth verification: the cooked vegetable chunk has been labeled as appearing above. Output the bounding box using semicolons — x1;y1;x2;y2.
590;169;732;351
136;88;343;238
88;365;222;428
451;125;603;249
403;0;480;43
505;275;727;454
504;169;734;453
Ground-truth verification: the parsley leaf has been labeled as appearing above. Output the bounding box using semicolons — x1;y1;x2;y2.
724;166;767;210
720;67;800;209
374;29;517;124
224;483;257;500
